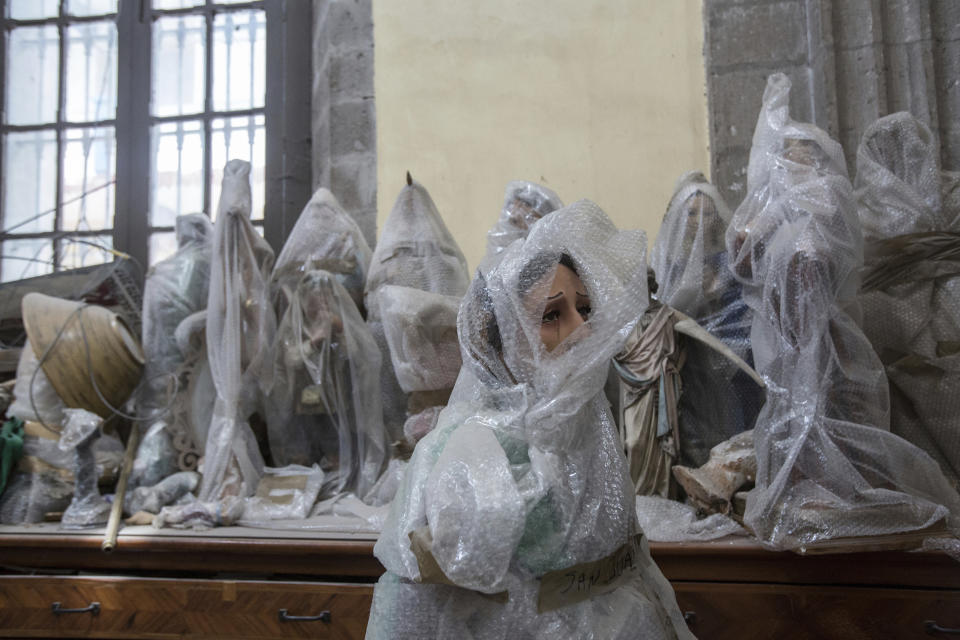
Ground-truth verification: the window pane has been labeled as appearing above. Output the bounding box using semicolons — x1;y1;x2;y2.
66;22;118;123
153;0;203;9
5;26;59;125
148;231;177;266
152;15;206;117
209;115;264;221
1;239;53;283
2;130;57;234
151;120;204;227
62;127;116;232
7;0;58;20
66;0;119;17
60;234;113;271
212;9;265;112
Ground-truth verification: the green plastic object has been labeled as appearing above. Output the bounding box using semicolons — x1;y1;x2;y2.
0;417;25;496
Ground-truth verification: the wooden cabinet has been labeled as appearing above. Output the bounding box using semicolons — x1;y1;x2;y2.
1;529;958;639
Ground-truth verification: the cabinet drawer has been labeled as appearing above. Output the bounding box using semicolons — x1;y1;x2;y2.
674;581;960;640
0;575;374;639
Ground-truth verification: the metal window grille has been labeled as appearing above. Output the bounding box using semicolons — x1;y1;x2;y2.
0;0;312;281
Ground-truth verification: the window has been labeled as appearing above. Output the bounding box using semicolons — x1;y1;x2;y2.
0;0;311;282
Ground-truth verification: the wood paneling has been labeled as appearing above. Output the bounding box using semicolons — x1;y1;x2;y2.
674;582;960;640
0;576;374;640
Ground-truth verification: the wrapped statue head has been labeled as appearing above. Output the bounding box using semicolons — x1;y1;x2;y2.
651;172;732;316
484;180;564;262
272;188;372;315
368;201;693;639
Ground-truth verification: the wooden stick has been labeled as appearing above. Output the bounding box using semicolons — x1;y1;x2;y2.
101;425;140;553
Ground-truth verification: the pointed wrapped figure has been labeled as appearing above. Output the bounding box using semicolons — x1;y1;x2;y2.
728;74;960;550
483;180;564;265
367;201;693;639
365;175;470;445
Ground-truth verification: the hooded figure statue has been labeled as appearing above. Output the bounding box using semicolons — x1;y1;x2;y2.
727;73;960;550
483;180;564;267
367;201;693;639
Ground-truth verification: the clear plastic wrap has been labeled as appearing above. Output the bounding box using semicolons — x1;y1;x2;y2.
649;175;763;470
728;73;960;550
240;464;325;523
58;409;111;528
9;339;66;427
198;160;274;503
365;176;470;444
651;171;733;317
134;213;213;488
483;180;564;262
272;187;372;315
635;496;746;543
125;471;200;515
855;113;960;490
264;270;387;498
369;201;692;639
854;113;946;242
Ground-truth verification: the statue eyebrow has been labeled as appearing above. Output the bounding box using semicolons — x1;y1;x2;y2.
575;291;589;298
546;292;563;300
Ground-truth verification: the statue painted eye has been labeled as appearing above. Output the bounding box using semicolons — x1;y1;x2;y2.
542;309;560;324
577;305;591;320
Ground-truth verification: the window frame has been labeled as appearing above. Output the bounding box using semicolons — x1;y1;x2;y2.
0;0;312;280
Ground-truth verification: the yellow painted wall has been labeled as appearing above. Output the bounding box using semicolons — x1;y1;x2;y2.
373;1;709;272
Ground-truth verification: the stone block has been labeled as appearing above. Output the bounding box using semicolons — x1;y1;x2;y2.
329;47;374;98
330;98;376;156
941;127;960;171
330;154;377;220
313;1;331;73
884;41;936;120
931;0;960;42
327;0;373;50
934;39;960;123
707;1;806;69
882;0;931;44
835;45;884;133
833;0;881;49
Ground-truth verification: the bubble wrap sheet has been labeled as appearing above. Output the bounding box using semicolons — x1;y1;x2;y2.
483;180;563;264
134;213;213;487
728;74;960;550
198;160;273;503
368;202;692;639
264;270;387;498
856;113;960;489
651;173;763;468
271;188;372;315
365;178;470;443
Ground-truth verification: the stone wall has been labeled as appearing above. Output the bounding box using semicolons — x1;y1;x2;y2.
704;0;960;207
313;0;377;247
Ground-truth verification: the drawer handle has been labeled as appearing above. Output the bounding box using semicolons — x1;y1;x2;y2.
926;620;960;635
278;609;331;623
51;602;100;616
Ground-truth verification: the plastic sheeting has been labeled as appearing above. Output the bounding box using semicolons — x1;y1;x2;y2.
728;73;960;550
133;213;213;488
198;160;274;503
649;175;763;469
856;112;960;489
369;201;692;639
483;180;563;263
9;339;66;428
272;188;372;316
635;496;746;543
264;270;387;498
365;177;470;444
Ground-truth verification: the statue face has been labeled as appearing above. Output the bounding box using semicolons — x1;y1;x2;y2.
533;263;591;352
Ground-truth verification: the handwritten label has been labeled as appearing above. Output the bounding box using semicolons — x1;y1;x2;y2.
537;533;647;613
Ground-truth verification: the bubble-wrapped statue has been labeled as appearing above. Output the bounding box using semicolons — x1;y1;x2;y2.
365;174;470;445
367;201;693;639
483;180;563;265
198;160;275;503
727;74;959;550
133;213;213;488
648;174;764;473
271;187;372;317
265;270;387;498
856;112;960;489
